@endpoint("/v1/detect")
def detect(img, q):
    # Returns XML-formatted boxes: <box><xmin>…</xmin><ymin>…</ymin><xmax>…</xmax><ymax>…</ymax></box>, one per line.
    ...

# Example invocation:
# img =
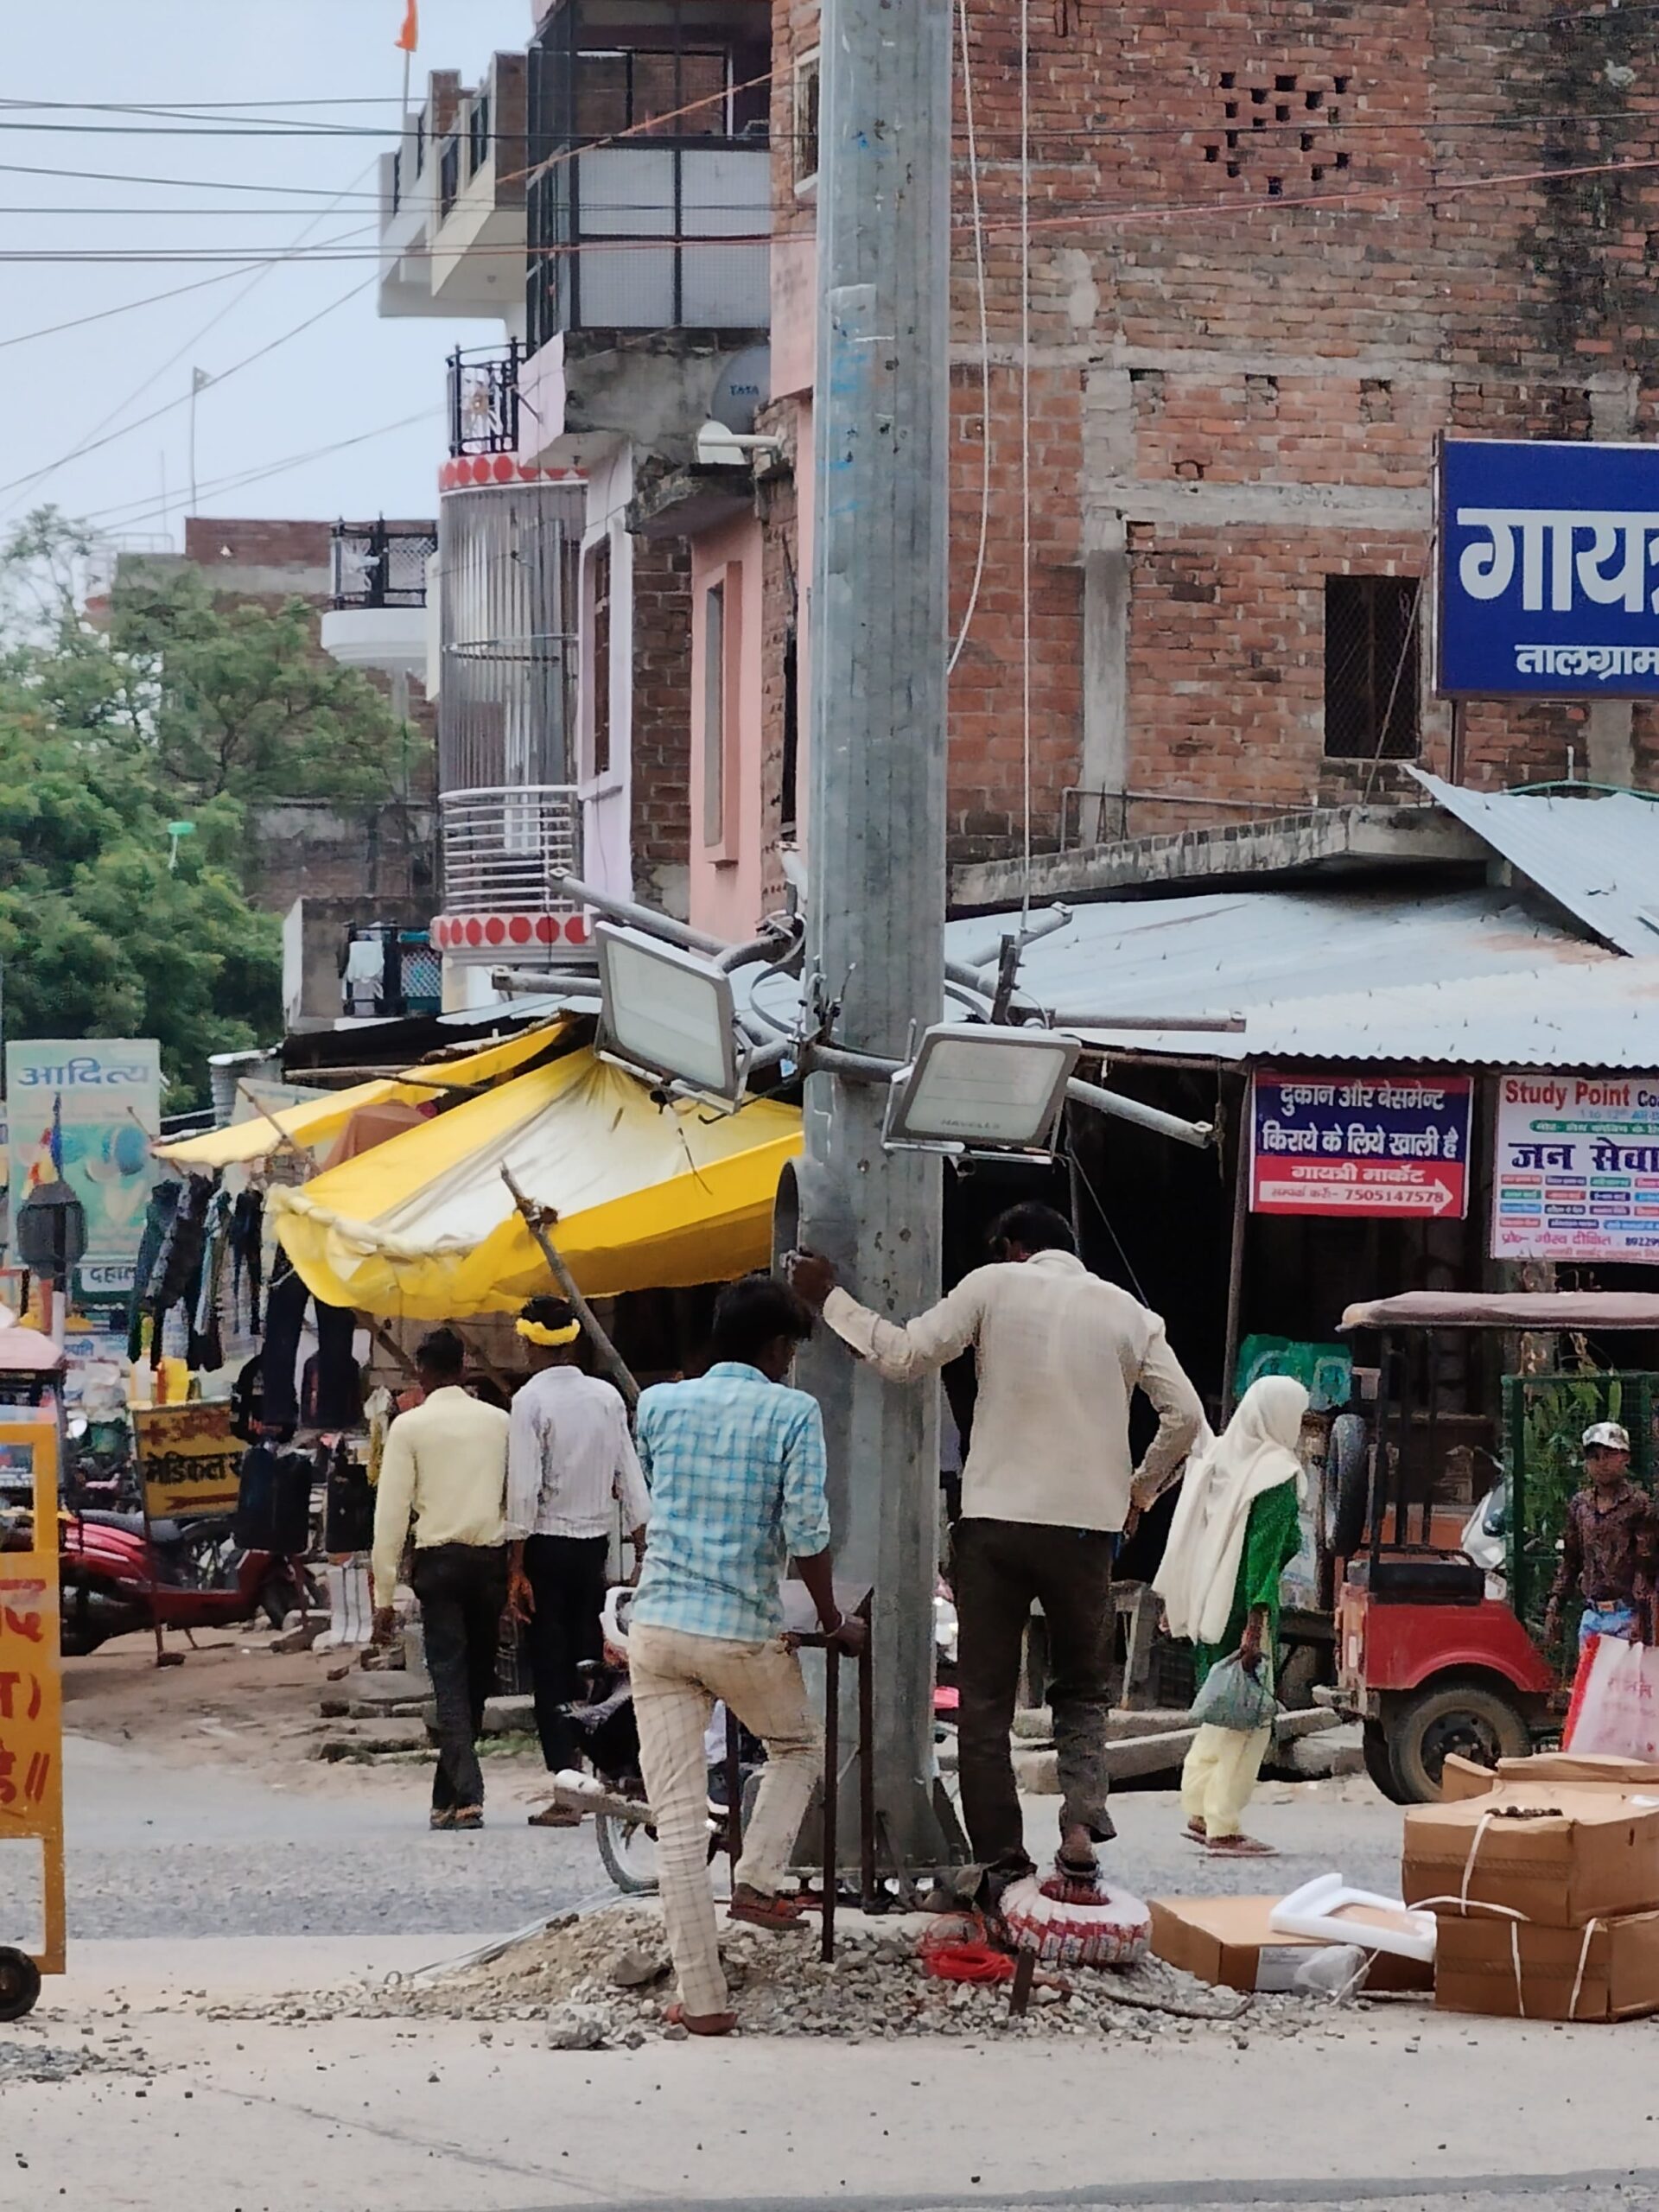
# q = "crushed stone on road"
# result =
<box><xmin>203</xmin><ymin>1900</ymin><xmax>1340</xmax><ymax>2045</ymax></box>
<box><xmin>0</xmin><ymin>2027</ymin><xmax>157</xmax><ymax>2086</ymax></box>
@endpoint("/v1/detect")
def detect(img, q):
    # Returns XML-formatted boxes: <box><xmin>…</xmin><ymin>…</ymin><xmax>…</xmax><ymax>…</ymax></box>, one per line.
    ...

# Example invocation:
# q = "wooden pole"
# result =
<box><xmin>499</xmin><ymin>1166</ymin><xmax>639</xmax><ymax>1412</ymax></box>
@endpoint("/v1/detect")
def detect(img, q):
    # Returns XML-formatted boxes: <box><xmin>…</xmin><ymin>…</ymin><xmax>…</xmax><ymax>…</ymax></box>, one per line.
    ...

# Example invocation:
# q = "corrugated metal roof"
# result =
<box><xmin>1414</xmin><ymin>771</ymin><xmax>1659</xmax><ymax>957</ymax></box>
<box><xmin>1225</xmin><ymin>960</ymin><xmax>1659</xmax><ymax>1069</ymax></box>
<box><xmin>988</xmin><ymin>886</ymin><xmax>1607</xmax><ymax>1058</ymax></box>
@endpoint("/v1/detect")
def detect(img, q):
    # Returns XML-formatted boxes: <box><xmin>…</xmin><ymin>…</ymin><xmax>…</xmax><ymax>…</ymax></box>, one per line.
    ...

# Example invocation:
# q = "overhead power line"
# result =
<box><xmin>0</xmin><ymin>265</ymin><xmax>273</xmax><ymax>351</ymax></box>
<box><xmin>0</xmin><ymin>270</ymin><xmax>377</xmax><ymax>505</ymax></box>
<box><xmin>73</xmin><ymin>409</ymin><xmax>443</xmax><ymax>536</ymax></box>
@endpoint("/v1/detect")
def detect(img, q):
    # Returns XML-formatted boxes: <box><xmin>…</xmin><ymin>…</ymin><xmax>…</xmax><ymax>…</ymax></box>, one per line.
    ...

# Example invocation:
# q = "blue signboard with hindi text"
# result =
<box><xmin>1438</xmin><ymin>438</ymin><xmax>1659</xmax><ymax>699</ymax></box>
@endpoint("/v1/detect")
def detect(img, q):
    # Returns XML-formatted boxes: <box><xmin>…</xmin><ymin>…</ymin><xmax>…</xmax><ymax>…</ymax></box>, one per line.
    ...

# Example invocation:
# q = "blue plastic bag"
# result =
<box><xmin>1188</xmin><ymin>1652</ymin><xmax>1277</xmax><ymax>1732</ymax></box>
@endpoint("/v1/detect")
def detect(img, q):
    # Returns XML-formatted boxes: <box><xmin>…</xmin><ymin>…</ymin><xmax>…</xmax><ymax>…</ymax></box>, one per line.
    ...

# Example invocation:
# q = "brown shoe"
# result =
<box><xmin>528</xmin><ymin>1802</ymin><xmax>583</xmax><ymax>1828</ymax></box>
<box><xmin>727</xmin><ymin>1885</ymin><xmax>806</xmax><ymax>1934</ymax></box>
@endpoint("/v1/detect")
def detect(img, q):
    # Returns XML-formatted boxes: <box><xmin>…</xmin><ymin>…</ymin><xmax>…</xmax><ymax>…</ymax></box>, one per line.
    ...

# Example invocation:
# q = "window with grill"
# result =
<box><xmin>794</xmin><ymin>52</ymin><xmax>821</xmax><ymax>190</ymax></box>
<box><xmin>468</xmin><ymin>92</ymin><xmax>490</xmax><ymax>177</ymax></box>
<box><xmin>574</xmin><ymin>47</ymin><xmax>731</xmax><ymax>137</ymax></box>
<box><xmin>1323</xmin><ymin>575</ymin><xmax>1421</xmax><ymax>760</ymax></box>
<box><xmin>586</xmin><ymin>537</ymin><xmax>613</xmax><ymax>781</ymax></box>
<box><xmin>702</xmin><ymin>581</ymin><xmax>726</xmax><ymax>847</ymax></box>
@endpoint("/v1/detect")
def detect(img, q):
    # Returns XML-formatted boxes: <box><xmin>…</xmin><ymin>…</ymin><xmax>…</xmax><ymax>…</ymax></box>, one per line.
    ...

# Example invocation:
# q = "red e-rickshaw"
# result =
<box><xmin>1333</xmin><ymin>1290</ymin><xmax>1659</xmax><ymax>1802</ymax></box>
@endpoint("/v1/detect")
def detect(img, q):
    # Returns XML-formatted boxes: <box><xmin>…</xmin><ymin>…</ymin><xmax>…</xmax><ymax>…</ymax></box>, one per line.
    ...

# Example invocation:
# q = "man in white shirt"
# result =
<box><xmin>505</xmin><ymin>1297</ymin><xmax>650</xmax><ymax>1827</ymax></box>
<box><xmin>372</xmin><ymin>1327</ymin><xmax>512</xmax><ymax>1831</ymax></box>
<box><xmin>791</xmin><ymin>1202</ymin><xmax>1203</xmax><ymax>1890</ymax></box>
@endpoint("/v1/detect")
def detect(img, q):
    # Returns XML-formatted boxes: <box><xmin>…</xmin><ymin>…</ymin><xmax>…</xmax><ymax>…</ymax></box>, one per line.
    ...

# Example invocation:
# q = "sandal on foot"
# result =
<box><xmin>665</xmin><ymin>2000</ymin><xmax>736</xmax><ymax>2037</ymax></box>
<box><xmin>527</xmin><ymin>1802</ymin><xmax>583</xmax><ymax>1827</ymax></box>
<box><xmin>1203</xmin><ymin>1832</ymin><xmax>1277</xmax><ymax>1857</ymax></box>
<box><xmin>451</xmin><ymin>1806</ymin><xmax>483</xmax><ymax>1832</ymax></box>
<box><xmin>1185</xmin><ymin>1819</ymin><xmax>1207</xmax><ymax>1841</ymax></box>
<box><xmin>429</xmin><ymin>1807</ymin><xmax>455</xmax><ymax>1831</ymax></box>
<box><xmin>727</xmin><ymin>1886</ymin><xmax>805</xmax><ymax>1933</ymax></box>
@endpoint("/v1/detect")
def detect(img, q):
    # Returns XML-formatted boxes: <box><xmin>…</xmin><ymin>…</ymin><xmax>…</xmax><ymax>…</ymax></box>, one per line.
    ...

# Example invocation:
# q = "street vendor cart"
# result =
<box><xmin>1334</xmin><ymin>1291</ymin><xmax>1659</xmax><ymax>1804</ymax></box>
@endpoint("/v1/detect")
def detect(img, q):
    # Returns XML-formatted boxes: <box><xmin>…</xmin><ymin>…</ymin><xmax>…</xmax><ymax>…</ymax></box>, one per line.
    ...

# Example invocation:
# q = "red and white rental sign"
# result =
<box><xmin>1250</xmin><ymin>1070</ymin><xmax>1474</xmax><ymax>1219</ymax></box>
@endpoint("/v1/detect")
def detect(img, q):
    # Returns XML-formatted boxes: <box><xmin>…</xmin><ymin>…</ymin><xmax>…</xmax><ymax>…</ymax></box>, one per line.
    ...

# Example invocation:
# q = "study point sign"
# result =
<box><xmin>1438</xmin><ymin>438</ymin><xmax>1659</xmax><ymax>699</ymax></box>
<box><xmin>1492</xmin><ymin>1071</ymin><xmax>1659</xmax><ymax>1262</ymax></box>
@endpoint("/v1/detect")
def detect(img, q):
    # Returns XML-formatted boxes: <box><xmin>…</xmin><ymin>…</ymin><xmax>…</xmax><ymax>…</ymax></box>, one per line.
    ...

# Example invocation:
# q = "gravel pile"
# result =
<box><xmin>0</xmin><ymin>2029</ymin><xmax>156</xmax><ymax>2086</ymax></box>
<box><xmin>213</xmin><ymin>1903</ymin><xmax>1338</xmax><ymax>2047</ymax></box>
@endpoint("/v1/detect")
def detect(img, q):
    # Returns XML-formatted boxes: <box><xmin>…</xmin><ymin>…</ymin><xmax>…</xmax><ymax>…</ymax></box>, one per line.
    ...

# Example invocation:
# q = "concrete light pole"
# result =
<box><xmin>791</xmin><ymin>0</ymin><xmax>956</xmax><ymax>1865</ymax></box>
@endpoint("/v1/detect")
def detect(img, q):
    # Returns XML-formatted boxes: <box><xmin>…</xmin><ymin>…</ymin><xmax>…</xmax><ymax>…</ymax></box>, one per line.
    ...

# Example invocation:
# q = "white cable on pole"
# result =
<box><xmin>946</xmin><ymin>0</ymin><xmax>990</xmax><ymax>678</ymax></box>
<box><xmin>1018</xmin><ymin>0</ymin><xmax>1034</xmax><ymax>923</ymax></box>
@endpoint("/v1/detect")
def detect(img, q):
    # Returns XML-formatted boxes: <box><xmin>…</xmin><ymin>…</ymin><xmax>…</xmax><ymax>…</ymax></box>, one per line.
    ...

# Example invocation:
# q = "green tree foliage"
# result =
<box><xmin>0</xmin><ymin>509</ymin><xmax>421</xmax><ymax>1104</ymax></box>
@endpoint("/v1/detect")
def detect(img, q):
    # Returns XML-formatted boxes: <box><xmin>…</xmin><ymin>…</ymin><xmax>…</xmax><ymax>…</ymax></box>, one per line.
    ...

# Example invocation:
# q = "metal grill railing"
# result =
<box><xmin>439</xmin><ymin>785</ymin><xmax>581</xmax><ymax>914</ymax></box>
<box><xmin>330</xmin><ymin>520</ymin><xmax>437</xmax><ymax>610</ymax></box>
<box><xmin>448</xmin><ymin>342</ymin><xmax>521</xmax><ymax>458</ymax></box>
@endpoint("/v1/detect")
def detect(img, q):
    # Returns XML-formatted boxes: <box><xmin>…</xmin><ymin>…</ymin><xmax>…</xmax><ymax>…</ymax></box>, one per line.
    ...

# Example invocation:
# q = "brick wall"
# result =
<box><xmin>762</xmin><ymin>0</ymin><xmax>1659</xmax><ymax>878</ymax></box>
<box><xmin>630</xmin><ymin>532</ymin><xmax>693</xmax><ymax>912</ymax></box>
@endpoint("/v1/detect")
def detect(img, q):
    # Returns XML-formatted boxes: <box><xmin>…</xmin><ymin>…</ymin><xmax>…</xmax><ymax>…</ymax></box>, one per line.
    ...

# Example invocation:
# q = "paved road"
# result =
<box><xmin>56</xmin><ymin>1735</ymin><xmax>610</xmax><ymax>1940</ymax></box>
<box><xmin>53</xmin><ymin>1732</ymin><xmax>1401</xmax><ymax>1941</ymax></box>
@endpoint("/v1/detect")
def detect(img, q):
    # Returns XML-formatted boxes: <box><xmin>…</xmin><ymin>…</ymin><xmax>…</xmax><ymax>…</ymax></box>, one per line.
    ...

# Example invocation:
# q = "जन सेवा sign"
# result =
<box><xmin>1491</xmin><ymin>1072</ymin><xmax>1659</xmax><ymax>1262</ymax></box>
<box><xmin>1250</xmin><ymin>1070</ymin><xmax>1473</xmax><ymax>1219</ymax></box>
<box><xmin>1438</xmin><ymin>438</ymin><xmax>1659</xmax><ymax>699</ymax></box>
<box><xmin>132</xmin><ymin>1401</ymin><xmax>244</xmax><ymax>1522</ymax></box>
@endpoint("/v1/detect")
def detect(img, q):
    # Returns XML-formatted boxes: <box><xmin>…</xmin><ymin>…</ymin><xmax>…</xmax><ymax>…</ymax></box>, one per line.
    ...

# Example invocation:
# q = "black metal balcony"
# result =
<box><xmin>329</xmin><ymin>521</ymin><xmax>437</xmax><ymax>611</ymax></box>
<box><xmin>448</xmin><ymin>341</ymin><xmax>522</xmax><ymax>458</ymax></box>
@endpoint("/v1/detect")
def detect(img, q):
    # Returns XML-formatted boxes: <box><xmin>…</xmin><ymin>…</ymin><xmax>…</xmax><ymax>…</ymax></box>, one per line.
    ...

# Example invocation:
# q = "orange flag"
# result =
<box><xmin>395</xmin><ymin>0</ymin><xmax>418</xmax><ymax>53</ymax></box>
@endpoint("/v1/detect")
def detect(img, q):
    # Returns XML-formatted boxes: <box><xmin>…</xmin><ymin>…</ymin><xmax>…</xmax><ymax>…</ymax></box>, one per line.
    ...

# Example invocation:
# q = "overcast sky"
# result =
<box><xmin>0</xmin><ymin>0</ymin><xmax>530</xmax><ymax>552</ymax></box>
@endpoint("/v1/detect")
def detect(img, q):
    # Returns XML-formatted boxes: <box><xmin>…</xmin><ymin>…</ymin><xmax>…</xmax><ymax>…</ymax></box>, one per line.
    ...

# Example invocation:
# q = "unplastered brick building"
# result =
<box><xmin>757</xmin><ymin>0</ymin><xmax>1659</xmax><ymax>906</ymax></box>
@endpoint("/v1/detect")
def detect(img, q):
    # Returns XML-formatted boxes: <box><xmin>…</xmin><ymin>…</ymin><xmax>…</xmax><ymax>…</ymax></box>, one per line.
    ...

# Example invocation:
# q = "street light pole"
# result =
<box><xmin>792</xmin><ymin>0</ymin><xmax>955</xmax><ymax>1864</ymax></box>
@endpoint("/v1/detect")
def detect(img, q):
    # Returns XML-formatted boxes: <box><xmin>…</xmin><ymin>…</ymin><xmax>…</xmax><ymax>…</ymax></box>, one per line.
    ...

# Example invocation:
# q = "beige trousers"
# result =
<box><xmin>1179</xmin><ymin>1721</ymin><xmax>1272</xmax><ymax>1840</ymax></box>
<box><xmin>630</xmin><ymin>1622</ymin><xmax>823</xmax><ymax>2019</ymax></box>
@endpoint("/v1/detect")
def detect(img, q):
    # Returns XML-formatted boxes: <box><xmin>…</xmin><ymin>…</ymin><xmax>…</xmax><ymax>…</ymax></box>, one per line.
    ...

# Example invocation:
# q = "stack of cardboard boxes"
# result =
<box><xmin>1409</xmin><ymin>1753</ymin><xmax>1659</xmax><ymax>2022</ymax></box>
<box><xmin>1150</xmin><ymin>1752</ymin><xmax>1659</xmax><ymax>2021</ymax></box>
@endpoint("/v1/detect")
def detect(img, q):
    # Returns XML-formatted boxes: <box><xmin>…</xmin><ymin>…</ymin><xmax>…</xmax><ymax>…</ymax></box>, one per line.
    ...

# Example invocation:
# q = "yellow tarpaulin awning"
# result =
<box><xmin>268</xmin><ymin>1047</ymin><xmax>802</xmax><ymax>1319</ymax></box>
<box><xmin>153</xmin><ymin>1020</ymin><xmax>569</xmax><ymax>1170</ymax></box>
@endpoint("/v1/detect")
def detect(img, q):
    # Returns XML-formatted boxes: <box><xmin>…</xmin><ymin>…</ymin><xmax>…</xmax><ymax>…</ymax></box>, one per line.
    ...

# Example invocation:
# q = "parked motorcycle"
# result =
<box><xmin>59</xmin><ymin>1509</ymin><xmax>318</xmax><ymax>1656</ymax></box>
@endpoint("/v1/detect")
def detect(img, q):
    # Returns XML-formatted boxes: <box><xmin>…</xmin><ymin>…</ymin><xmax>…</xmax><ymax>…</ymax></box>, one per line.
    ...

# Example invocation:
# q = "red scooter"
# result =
<box><xmin>59</xmin><ymin>1509</ymin><xmax>317</xmax><ymax>1656</ymax></box>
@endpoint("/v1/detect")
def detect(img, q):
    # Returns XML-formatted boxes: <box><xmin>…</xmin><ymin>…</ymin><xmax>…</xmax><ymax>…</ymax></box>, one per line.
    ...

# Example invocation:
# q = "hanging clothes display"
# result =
<box><xmin>229</xmin><ymin>1188</ymin><xmax>264</xmax><ymax>1332</ymax></box>
<box><xmin>259</xmin><ymin>1260</ymin><xmax>308</xmax><ymax>1431</ymax></box>
<box><xmin>127</xmin><ymin>1180</ymin><xmax>181</xmax><ymax>1363</ymax></box>
<box><xmin>188</xmin><ymin>1186</ymin><xmax>232</xmax><ymax>1372</ymax></box>
<box><xmin>301</xmin><ymin>1300</ymin><xmax>363</xmax><ymax>1428</ymax></box>
<box><xmin>261</xmin><ymin>1258</ymin><xmax>362</xmax><ymax>1432</ymax></box>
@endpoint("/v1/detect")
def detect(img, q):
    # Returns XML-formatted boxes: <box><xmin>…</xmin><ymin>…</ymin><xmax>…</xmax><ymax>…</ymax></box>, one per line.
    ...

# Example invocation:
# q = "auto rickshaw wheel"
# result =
<box><xmin>1387</xmin><ymin>1679</ymin><xmax>1530</xmax><ymax>1803</ymax></box>
<box><xmin>1362</xmin><ymin>1720</ymin><xmax>1408</xmax><ymax>1804</ymax></box>
<box><xmin>0</xmin><ymin>1945</ymin><xmax>42</xmax><ymax>2021</ymax></box>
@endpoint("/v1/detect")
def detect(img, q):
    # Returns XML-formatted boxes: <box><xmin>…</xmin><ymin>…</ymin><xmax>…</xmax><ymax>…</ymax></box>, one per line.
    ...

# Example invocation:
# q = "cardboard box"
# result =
<box><xmin>1499</xmin><ymin>1752</ymin><xmax>1659</xmax><ymax>1790</ymax></box>
<box><xmin>1440</xmin><ymin>1753</ymin><xmax>1499</xmax><ymax>1802</ymax></box>
<box><xmin>1440</xmin><ymin>1752</ymin><xmax>1659</xmax><ymax>1802</ymax></box>
<box><xmin>1150</xmin><ymin>1896</ymin><xmax>1431</xmax><ymax>1996</ymax></box>
<box><xmin>1434</xmin><ymin>1908</ymin><xmax>1659</xmax><ymax>2021</ymax></box>
<box><xmin>1404</xmin><ymin>1784</ymin><xmax>1659</xmax><ymax>1927</ymax></box>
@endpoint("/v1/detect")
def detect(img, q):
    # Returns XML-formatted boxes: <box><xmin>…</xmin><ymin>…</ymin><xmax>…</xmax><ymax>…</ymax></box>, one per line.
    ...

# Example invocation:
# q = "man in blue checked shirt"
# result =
<box><xmin>629</xmin><ymin>1273</ymin><xmax>865</xmax><ymax>2037</ymax></box>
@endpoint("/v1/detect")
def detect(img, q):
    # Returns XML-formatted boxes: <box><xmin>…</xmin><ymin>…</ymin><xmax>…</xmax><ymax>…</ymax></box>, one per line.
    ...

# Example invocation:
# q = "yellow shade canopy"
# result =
<box><xmin>268</xmin><ymin>1048</ymin><xmax>802</xmax><ymax>1319</ymax></box>
<box><xmin>152</xmin><ymin>1020</ymin><xmax>567</xmax><ymax>1170</ymax></box>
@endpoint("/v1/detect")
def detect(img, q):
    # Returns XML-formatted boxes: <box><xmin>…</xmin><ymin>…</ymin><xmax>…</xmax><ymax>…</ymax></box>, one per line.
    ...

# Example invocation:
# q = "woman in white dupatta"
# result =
<box><xmin>1154</xmin><ymin>1376</ymin><xmax>1308</xmax><ymax>1856</ymax></box>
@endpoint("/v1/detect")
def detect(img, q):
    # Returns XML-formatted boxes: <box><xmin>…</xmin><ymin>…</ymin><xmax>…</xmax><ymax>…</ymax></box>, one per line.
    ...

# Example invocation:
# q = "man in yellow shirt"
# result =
<box><xmin>372</xmin><ymin>1328</ymin><xmax>512</xmax><ymax>1830</ymax></box>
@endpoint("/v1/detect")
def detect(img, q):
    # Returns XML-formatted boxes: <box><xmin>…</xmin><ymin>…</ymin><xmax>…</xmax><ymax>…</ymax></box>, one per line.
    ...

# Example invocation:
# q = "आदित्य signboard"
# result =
<box><xmin>1491</xmin><ymin>1072</ymin><xmax>1659</xmax><ymax>1262</ymax></box>
<box><xmin>5</xmin><ymin>1040</ymin><xmax>160</xmax><ymax>1306</ymax></box>
<box><xmin>1438</xmin><ymin>438</ymin><xmax>1659</xmax><ymax>699</ymax></box>
<box><xmin>1250</xmin><ymin>1071</ymin><xmax>1473</xmax><ymax>1219</ymax></box>
<box><xmin>133</xmin><ymin>1401</ymin><xmax>244</xmax><ymax>1522</ymax></box>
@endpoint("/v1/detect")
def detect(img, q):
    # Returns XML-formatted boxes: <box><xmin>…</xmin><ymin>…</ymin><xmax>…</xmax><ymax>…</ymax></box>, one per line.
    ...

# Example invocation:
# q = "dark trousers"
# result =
<box><xmin>952</xmin><ymin>1517</ymin><xmax>1116</xmax><ymax>1869</ymax></box>
<box><xmin>524</xmin><ymin>1532</ymin><xmax>610</xmax><ymax>1773</ymax></box>
<box><xmin>412</xmin><ymin>1542</ymin><xmax>509</xmax><ymax>1813</ymax></box>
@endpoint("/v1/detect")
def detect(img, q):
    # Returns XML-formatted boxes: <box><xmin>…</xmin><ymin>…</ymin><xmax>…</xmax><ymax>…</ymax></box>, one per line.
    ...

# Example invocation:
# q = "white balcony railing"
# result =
<box><xmin>439</xmin><ymin>785</ymin><xmax>581</xmax><ymax>914</ymax></box>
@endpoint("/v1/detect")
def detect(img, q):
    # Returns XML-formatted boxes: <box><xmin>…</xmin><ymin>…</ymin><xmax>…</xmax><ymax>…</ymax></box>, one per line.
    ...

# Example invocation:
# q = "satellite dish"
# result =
<box><xmin>709</xmin><ymin>346</ymin><xmax>771</xmax><ymax>436</ymax></box>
